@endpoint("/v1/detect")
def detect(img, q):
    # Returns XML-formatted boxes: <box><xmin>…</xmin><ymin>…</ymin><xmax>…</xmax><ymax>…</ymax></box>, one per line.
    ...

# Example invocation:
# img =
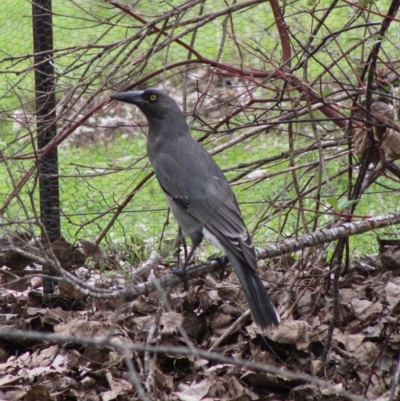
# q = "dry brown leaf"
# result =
<box><xmin>103</xmin><ymin>372</ymin><xmax>133</xmax><ymax>401</ymax></box>
<box><xmin>42</xmin><ymin>308</ymin><xmax>69</xmax><ymax>326</ymax></box>
<box><xmin>175</xmin><ymin>378</ymin><xmax>215</xmax><ymax>401</ymax></box>
<box><xmin>353</xmin><ymin>99</ymin><xmax>400</xmax><ymax>162</ymax></box>
<box><xmin>205</xmin><ymin>363</ymin><xmax>232</xmax><ymax>376</ymax></box>
<box><xmin>223</xmin><ymin>375</ymin><xmax>259</xmax><ymax>400</ymax></box>
<box><xmin>350</xmin><ymin>299</ymin><xmax>383</xmax><ymax>322</ymax></box>
<box><xmin>155</xmin><ymin>368</ymin><xmax>175</xmax><ymax>392</ymax></box>
<box><xmin>207</xmin><ymin>380</ymin><xmax>226</xmax><ymax>399</ymax></box>
<box><xmin>136</xmin><ymin>311</ymin><xmax>182</xmax><ymax>336</ymax></box>
<box><xmin>296</xmin><ymin>290</ymin><xmax>313</xmax><ymax>318</ymax></box>
<box><xmin>24</xmin><ymin>385</ymin><xmax>52</xmax><ymax>401</ymax></box>
<box><xmin>335</xmin><ymin>333</ymin><xmax>365</xmax><ymax>352</ymax></box>
<box><xmin>131</xmin><ymin>295</ymin><xmax>159</xmax><ymax>314</ymax></box>
<box><xmin>380</xmin><ymin>247</ymin><xmax>400</xmax><ymax>271</ymax></box>
<box><xmin>54</xmin><ymin>319</ymin><xmax>124</xmax><ymax>339</ymax></box>
<box><xmin>198</xmin><ymin>287</ymin><xmax>220</xmax><ymax>312</ymax></box>
<box><xmin>265</xmin><ymin>320</ymin><xmax>310</xmax><ymax>350</ymax></box>
<box><xmin>320</xmin><ymin>382</ymin><xmax>343</xmax><ymax>396</ymax></box>
<box><xmin>385</xmin><ymin>281</ymin><xmax>400</xmax><ymax>312</ymax></box>
<box><xmin>353</xmin><ymin>341</ymin><xmax>380</xmax><ymax>366</ymax></box>
<box><xmin>209</xmin><ymin>311</ymin><xmax>236</xmax><ymax>335</ymax></box>
<box><xmin>339</xmin><ymin>287</ymin><xmax>362</xmax><ymax>306</ymax></box>
<box><xmin>249</xmin><ymin>343</ymin><xmax>279</xmax><ymax>367</ymax></box>
<box><xmin>69</xmin><ymin>388</ymin><xmax>100</xmax><ymax>401</ymax></box>
<box><xmin>381</xmin><ymin>128</ymin><xmax>400</xmax><ymax>159</ymax></box>
<box><xmin>290</xmin><ymin>384</ymin><xmax>320</xmax><ymax>400</ymax></box>
<box><xmin>240</xmin><ymin>371</ymin><xmax>281</xmax><ymax>389</ymax></box>
<box><xmin>32</xmin><ymin>345</ymin><xmax>59</xmax><ymax>367</ymax></box>
<box><xmin>0</xmin><ymin>374</ymin><xmax>22</xmax><ymax>386</ymax></box>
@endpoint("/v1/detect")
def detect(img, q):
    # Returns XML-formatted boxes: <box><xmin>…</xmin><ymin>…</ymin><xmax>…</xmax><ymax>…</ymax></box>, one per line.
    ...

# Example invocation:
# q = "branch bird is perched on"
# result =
<box><xmin>110</xmin><ymin>89</ymin><xmax>280</xmax><ymax>329</ymax></box>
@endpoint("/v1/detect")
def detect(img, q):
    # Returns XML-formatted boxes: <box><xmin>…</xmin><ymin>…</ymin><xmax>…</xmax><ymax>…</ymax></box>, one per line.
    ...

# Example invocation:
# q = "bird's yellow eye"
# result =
<box><xmin>149</xmin><ymin>94</ymin><xmax>157</xmax><ymax>101</ymax></box>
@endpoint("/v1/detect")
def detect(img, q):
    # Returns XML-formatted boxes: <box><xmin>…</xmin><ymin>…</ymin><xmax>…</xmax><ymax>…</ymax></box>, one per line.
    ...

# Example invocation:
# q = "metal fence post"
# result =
<box><xmin>32</xmin><ymin>0</ymin><xmax>60</xmax><ymax>294</ymax></box>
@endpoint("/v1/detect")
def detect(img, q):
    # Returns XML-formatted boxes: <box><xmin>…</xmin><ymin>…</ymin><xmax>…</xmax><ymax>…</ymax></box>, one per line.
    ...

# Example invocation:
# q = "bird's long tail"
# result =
<box><xmin>228</xmin><ymin>255</ymin><xmax>280</xmax><ymax>328</ymax></box>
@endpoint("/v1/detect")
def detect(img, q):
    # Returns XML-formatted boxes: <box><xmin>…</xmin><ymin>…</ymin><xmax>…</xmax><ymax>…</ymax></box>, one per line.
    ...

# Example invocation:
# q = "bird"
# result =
<box><xmin>110</xmin><ymin>89</ymin><xmax>280</xmax><ymax>329</ymax></box>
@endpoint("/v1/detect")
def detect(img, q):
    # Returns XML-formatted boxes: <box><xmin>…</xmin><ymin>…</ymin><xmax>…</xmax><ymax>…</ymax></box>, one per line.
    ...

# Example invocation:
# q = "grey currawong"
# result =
<box><xmin>110</xmin><ymin>89</ymin><xmax>280</xmax><ymax>328</ymax></box>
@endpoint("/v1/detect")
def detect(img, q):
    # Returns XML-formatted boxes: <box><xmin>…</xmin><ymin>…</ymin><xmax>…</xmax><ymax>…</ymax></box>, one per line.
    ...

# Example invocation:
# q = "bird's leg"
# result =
<box><xmin>208</xmin><ymin>255</ymin><xmax>229</xmax><ymax>281</ymax></box>
<box><xmin>171</xmin><ymin>244</ymin><xmax>198</xmax><ymax>291</ymax></box>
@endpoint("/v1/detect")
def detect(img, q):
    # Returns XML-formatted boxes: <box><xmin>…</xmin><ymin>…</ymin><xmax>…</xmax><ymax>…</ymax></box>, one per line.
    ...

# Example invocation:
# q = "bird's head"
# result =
<box><xmin>110</xmin><ymin>89</ymin><xmax>183</xmax><ymax>122</ymax></box>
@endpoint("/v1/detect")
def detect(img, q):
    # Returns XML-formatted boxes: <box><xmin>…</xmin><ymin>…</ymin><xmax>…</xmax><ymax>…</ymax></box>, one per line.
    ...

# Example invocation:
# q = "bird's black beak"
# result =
<box><xmin>110</xmin><ymin>91</ymin><xmax>145</xmax><ymax>105</ymax></box>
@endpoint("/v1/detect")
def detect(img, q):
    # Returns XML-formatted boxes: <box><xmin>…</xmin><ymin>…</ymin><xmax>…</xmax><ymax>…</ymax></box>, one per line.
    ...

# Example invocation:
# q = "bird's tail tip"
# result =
<box><xmin>255</xmin><ymin>305</ymin><xmax>280</xmax><ymax>329</ymax></box>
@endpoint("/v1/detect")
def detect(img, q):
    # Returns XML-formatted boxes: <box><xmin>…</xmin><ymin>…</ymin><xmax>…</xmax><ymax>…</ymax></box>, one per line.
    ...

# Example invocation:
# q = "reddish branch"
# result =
<box><xmin>269</xmin><ymin>0</ymin><xmax>291</xmax><ymax>68</ymax></box>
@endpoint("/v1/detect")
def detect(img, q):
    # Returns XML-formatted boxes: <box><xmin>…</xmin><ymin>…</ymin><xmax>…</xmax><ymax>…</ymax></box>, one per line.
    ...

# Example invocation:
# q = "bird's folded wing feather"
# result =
<box><xmin>188</xmin><ymin>194</ymin><xmax>257</xmax><ymax>271</ymax></box>
<box><xmin>154</xmin><ymin>151</ymin><xmax>257</xmax><ymax>270</ymax></box>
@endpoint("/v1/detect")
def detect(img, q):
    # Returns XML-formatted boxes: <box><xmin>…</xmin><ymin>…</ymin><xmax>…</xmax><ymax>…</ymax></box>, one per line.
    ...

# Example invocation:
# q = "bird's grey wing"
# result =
<box><xmin>151</xmin><ymin>138</ymin><xmax>257</xmax><ymax>269</ymax></box>
<box><xmin>153</xmin><ymin>151</ymin><xmax>256</xmax><ymax>270</ymax></box>
<box><xmin>186</xmin><ymin>179</ymin><xmax>258</xmax><ymax>271</ymax></box>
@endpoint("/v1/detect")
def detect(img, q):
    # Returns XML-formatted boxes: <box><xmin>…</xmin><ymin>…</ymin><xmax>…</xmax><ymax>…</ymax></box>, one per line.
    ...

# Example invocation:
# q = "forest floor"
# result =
<box><xmin>1</xmin><ymin>235</ymin><xmax>400</xmax><ymax>401</ymax></box>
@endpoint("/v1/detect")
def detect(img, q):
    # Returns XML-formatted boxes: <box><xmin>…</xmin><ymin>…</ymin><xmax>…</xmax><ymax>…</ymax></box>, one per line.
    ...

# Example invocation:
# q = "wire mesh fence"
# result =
<box><xmin>1</xmin><ymin>0</ymin><xmax>400</xmax><ymax>261</ymax></box>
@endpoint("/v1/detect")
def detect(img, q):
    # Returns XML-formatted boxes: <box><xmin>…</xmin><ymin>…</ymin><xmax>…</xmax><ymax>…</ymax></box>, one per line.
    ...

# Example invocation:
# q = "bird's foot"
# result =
<box><xmin>171</xmin><ymin>265</ymin><xmax>189</xmax><ymax>291</ymax></box>
<box><xmin>208</xmin><ymin>255</ymin><xmax>229</xmax><ymax>281</ymax></box>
